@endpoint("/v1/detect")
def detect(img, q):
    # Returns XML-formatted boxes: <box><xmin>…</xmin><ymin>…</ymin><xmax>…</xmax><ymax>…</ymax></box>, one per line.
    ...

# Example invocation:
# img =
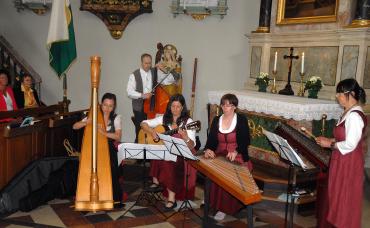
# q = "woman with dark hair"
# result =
<box><xmin>140</xmin><ymin>94</ymin><xmax>196</xmax><ymax>209</ymax></box>
<box><xmin>13</xmin><ymin>74</ymin><xmax>41</xmax><ymax>109</ymax></box>
<box><xmin>316</xmin><ymin>78</ymin><xmax>366</xmax><ymax>228</ymax></box>
<box><xmin>0</xmin><ymin>69</ymin><xmax>18</xmax><ymax>121</ymax></box>
<box><xmin>73</xmin><ymin>92</ymin><xmax>123</xmax><ymax>207</ymax></box>
<box><xmin>203</xmin><ymin>93</ymin><xmax>251</xmax><ymax>221</ymax></box>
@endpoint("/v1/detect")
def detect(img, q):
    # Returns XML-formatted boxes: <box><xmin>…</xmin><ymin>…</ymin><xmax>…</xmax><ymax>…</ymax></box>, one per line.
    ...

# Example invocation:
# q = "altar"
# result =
<box><xmin>207</xmin><ymin>90</ymin><xmax>342</xmax><ymax>174</ymax></box>
<box><xmin>207</xmin><ymin>89</ymin><xmax>344</xmax><ymax>210</ymax></box>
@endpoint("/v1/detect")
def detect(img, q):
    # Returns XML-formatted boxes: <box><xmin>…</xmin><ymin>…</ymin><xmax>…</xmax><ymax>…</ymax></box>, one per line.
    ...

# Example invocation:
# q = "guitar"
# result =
<box><xmin>138</xmin><ymin>120</ymin><xmax>201</xmax><ymax>145</ymax></box>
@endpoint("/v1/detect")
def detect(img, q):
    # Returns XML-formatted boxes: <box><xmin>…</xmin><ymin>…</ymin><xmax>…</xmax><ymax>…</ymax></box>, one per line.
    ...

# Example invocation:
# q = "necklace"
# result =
<box><xmin>340</xmin><ymin>103</ymin><xmax>358</xmax><ymax>120</ymax></box>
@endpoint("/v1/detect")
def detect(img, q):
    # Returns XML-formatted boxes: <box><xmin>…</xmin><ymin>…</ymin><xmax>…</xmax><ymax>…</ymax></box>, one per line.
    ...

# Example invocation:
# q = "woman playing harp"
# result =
<box><xmin>204</xmin><ymin>93</ymin><xmax>252</xmax><ymax>221</ymax></box>
<box><xmin>73</xmin><ymin>92</ymin><xmax>123</xmax><ymax>208</ymax></box>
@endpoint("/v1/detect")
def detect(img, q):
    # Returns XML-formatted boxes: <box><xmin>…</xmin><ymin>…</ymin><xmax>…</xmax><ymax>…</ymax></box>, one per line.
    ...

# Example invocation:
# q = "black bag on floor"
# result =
<box><xmin>0</xmin><ymin>157</ymin><xmax>78</xmax><ymax>214</ymax></box>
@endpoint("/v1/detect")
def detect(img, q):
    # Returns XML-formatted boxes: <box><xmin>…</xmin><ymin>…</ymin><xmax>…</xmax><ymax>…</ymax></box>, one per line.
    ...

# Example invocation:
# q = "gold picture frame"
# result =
<box><xmin>276</xmin><ymin>0</ymin><xmax>339</xmax><ymax>25</ymax></box>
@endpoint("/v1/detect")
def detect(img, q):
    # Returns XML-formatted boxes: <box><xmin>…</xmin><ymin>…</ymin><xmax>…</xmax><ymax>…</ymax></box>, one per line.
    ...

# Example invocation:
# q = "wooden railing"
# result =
<box><xmin>0</xmin><ymin>35</ymin><xmax>42</xmax><ymax>96</ymax></box>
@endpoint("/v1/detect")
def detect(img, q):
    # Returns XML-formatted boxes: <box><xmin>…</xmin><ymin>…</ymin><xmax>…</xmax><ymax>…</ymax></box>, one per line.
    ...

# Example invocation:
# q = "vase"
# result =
<box><xmin>308</xmin><ymin>89</ymin><xmax>319</xmax><ymax>99</ymax></box>
<box><xmin>258</xmin><ymin>85</ymin><xmax>268</xmax><ymax>92</ymax></box>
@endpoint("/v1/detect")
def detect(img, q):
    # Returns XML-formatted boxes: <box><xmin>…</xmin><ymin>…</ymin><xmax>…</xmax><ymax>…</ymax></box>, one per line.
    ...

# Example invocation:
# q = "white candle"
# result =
<box><xmin>205</xmin><ymin>0</ymin><xmax>209</xmax><ymax>8</ymax></box>
<box><xmin>183</xmin><ymin>0</ymin><xmax>186</xmax><ymax>10</ymax></box>
<box><xmin>273</xmin><ymin>51</ymin><xmax>277</xmax><ymax>71</ymax></box>
<box><xmin>301</xmin><ymin>52</ymin><xmax>305</xmax><ymax>73</ymax></box>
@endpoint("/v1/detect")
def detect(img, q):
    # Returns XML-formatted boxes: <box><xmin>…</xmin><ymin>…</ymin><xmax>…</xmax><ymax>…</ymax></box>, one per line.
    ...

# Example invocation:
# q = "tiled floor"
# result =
<box><xmin>0</xmin><ymin>165</ymin><xmax>369</xmax><ymax>228</ymax></box>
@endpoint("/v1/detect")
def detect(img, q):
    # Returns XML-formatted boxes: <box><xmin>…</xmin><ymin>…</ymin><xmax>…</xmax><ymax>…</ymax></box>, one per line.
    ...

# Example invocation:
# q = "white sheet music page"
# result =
<box><xmin>117</xmin><ymin>143</ymin><xmax>177</xmax><ymax>164</ymax></box>
<box><xmin>157</xmin><ymin>133</ymin><xmax>199</xmax><ymax>161</ymax></box>
<box><xmin>263</xmin><ymin>129</ymin><xmax>308</xmax><ymax>170</ymax></box>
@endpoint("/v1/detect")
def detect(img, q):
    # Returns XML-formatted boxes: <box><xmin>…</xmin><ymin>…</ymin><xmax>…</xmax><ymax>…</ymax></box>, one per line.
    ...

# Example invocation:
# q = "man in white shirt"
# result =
<box><xmin>126</xmin><ymin>54</ymin><xmax>157</xmax><ymax>142</ymax></box>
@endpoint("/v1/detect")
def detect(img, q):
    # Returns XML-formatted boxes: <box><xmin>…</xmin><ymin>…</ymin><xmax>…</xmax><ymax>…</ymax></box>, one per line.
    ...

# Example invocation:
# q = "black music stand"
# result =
<box><xmin>157</xmin><ymin>133</ymin><xmax>201</xmax><ymax>220</ymax></box>
<box><xmin>117</xmin><ymin>143</ymin><xmax>177</xmax><ymax>218</ymax></box>
<box><xmin>263</xmin><ymin>129</ymin><xmax>308</xmax><ymax>228</ymax></box>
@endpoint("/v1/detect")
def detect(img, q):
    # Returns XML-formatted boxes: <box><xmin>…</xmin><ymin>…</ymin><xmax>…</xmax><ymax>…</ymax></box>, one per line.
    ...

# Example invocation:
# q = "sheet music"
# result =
<box><xmin>157</xmin><ymin>133</ymin><xmax>199</xmax><ymax>161</ymax></box>
<box><xmin>117</xmin><ymin>143</ymin><xmax>177</xmax><ymax>164</ymax></box>
<box><xmin>263</xmin><ymin>129</ymin><xmax>308</xmax><ymax>170</ymax></box>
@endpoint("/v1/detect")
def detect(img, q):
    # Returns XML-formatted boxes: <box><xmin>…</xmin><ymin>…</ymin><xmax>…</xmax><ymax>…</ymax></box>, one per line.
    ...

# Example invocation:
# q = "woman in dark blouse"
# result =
<box><xmin>204</xmin><ymin>93</ymin><xmax>251</xmax><ymax>221</ymax></box>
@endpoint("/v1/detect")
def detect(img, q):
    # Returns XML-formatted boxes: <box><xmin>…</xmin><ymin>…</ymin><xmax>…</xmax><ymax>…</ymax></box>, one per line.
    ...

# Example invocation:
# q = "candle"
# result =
<box><xmin>273</xmin><ymin>51</ymin><xmax>277</xmax><ymax>71</ymax></box>
<box><xmin>205</xmin><ymin>0</ymin><xmax>209</xmax><ymax>8</ymax></box>
<box><xmin>183</xmin><ymin>0</ymin><xmax>186</xmax><ymax>10</ymax></box>
<box><xmin>301</xmin><ymin>52</ymin><xmax>305</xmax><ymax>73</ymax></box>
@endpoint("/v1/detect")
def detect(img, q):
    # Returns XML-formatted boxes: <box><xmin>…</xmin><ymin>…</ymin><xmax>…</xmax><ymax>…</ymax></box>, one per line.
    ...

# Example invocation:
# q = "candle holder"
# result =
<box><xmin>297</xmin><ymin>72</ymin><xmax>305</xmax><ymax>97</ymax></box>
<box><xmin>271</xmin><ymin>70</ymin><xmax>277</xmax><ymax>93</ymax></box>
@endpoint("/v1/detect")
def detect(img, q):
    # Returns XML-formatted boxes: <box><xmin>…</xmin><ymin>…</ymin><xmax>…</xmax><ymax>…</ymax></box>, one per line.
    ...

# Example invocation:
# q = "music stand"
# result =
<box><xmin>263</xmin><ymin>129</ymin><xmax>308</xmax><ymax>228</ymax></box>
<box><xmin>117</xmin><ymin>143</ymin><xmax>177</xmax><ymax>218</ymax></box>
<box><xmin>157</xmin><ymin>133</ymin><xmax>201</xmax><ymax>219</ymax></box>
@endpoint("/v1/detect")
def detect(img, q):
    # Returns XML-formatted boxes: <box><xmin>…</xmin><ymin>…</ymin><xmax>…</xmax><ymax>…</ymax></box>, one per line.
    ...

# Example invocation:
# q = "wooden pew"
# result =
<box><xmin>0</xmin><ymin>106</ymin><xmax>85</xmax><ymax>189</ymax></box>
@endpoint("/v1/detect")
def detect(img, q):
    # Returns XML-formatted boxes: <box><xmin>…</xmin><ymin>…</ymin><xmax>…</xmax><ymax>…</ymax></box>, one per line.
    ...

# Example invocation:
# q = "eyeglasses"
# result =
<box><xmin>221</xmin><ymin>104</ymin><xmax>234</xmax><ymax>108</ymax></box>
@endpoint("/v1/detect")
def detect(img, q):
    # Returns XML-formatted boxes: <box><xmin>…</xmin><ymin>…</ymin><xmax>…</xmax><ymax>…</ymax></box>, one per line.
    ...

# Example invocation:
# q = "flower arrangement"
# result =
<box><xmin>304</xmin><ymin>76</ymin><xmax>324</xmax><ymax>98</ymax></box>
<box><xmin>255</xmin><ymin>72</ymin><xmax>270</xmax><ymax>92</ymax></box>
<box><xmin>304</xmin><ymin>76</ymin><xmax>324</xmax><ymax>91</ymax></box>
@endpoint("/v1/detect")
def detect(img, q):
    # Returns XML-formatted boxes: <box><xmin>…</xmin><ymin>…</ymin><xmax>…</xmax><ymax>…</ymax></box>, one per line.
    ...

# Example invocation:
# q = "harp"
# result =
<box><xmin>75</xmin><ymin>56</ymin><xmax>113</xmax><ymax>211</ymax></box>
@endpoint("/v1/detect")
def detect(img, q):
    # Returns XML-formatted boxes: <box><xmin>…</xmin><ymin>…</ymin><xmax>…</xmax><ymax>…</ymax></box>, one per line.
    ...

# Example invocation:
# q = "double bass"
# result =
<box><xmin>143</xmin><ymin>43</ymin><xmax>182</xmax><ymax>119</ymax></box>
<box><xmin>75</xmin><ymin>56</ymin><xmax>113</xmax><ymax>211</ymax></box>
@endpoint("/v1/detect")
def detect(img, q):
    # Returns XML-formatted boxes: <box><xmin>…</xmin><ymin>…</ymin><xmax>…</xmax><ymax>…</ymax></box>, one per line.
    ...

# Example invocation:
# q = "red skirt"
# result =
<box><xmin>150</xmin><ymin>158</ymin><xmax>196</xmax><ymax>200</ymax></box>
<box><xmin>209</xmin><ymin>159</ymin><xmax>252</xmax><ymax>215</ymax></box>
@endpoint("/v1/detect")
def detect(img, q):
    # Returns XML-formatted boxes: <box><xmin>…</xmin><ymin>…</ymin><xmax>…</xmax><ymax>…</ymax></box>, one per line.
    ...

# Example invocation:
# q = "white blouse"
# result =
<box><xmin>142</xmin><ymin>115</ymin><xmax>196</xmax><ymax>145</ymax></box>
<box><xmin>336</xmin><ymin>106</ymin><xmax>364</xmax><ymax>155</ymax></box>
<box><xmin>218</xmin><ymin>113</ymin><xmax>237</xmax><ymax>134</ymax></box>
<box><xmin>3</xmin><ymin>92</ymin><xmax>13</xmax><ymax>111</ymax></box>
<box><xmin>82</xmin><ymin>114</ymin><xmax>122</xmax><ymax>131</ymax></box>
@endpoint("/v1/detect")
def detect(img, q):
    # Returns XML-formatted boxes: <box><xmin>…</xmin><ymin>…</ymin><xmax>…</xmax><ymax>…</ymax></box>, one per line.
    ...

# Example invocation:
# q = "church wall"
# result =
<box><xmin>0</xmin><ymin>1</ymin><xmax>260</xmax><ymax>144</ymax></box>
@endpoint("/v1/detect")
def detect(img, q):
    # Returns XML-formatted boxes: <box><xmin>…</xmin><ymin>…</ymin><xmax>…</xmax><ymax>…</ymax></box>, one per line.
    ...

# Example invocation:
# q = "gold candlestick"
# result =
<box><xmin>271</xmin><ymin>70</ymin><xmax>277</xmax><ymax>93</ymax></box>
<box><xmin>297</xmin><ymin>72</ymin><xmax>305</xmax><ymax>97</ymax></box>
<box><xmin>321</xmin><ymin>114</ymin><xmax>327</xmax><ymax>136</ymax></box>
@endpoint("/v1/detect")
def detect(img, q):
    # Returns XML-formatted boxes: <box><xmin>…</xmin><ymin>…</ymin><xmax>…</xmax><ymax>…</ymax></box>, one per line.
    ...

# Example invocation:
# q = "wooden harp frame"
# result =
<box><xmin>75</xmin><ymin>56</ymin><xmax>113</xmax><ymax>211</ymax></box>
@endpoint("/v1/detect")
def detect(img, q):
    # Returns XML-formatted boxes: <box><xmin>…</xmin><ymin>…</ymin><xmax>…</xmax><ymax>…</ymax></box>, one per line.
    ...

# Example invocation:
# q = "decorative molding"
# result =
<box><xmin>171</xmin><ymin>0</ymin><xmax>227</xmax><ymax>20</ymax></box>
<box><xmin>14</xmin><ymin>0</ymin><xmax>52</xmax><ymax>15</ymax></box>
<box><xmin>80</xmin><ymin>0</ymin><xmax>153</xmax><ymax>40</ymax></box>
<box><xmin>246</xmin><ymin>28</ymin><xmax>370</xmax><ymax>101</ymax></box>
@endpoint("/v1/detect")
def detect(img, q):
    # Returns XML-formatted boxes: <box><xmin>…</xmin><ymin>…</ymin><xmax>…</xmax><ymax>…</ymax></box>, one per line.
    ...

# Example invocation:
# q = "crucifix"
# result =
<box><xmin>279</xmin><ymin>47</ymin><xmax>299</xmax><ymax>96</ymax></box>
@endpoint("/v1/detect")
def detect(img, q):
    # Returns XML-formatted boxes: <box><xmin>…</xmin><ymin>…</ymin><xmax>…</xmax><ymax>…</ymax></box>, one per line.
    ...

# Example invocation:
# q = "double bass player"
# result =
<box><xmin>126</xmin><ymin>53</ymin><xmax>157</xmax><ymax>143</ymax></box>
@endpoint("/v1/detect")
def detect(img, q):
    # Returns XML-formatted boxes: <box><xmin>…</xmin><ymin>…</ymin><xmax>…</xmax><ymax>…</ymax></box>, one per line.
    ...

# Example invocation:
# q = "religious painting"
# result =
<box><xmin>276</xmin><ymin>0</ymin><xmax>338</xmax><ymax>25</ymax></box>
<box><xmin>269</xmin><ymin>47</ymin><xmax>338</xmax><ymax>86</ymax></box>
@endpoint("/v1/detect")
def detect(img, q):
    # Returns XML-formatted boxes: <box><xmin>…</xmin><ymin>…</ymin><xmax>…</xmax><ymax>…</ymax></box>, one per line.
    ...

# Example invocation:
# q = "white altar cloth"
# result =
<box><xmin>208</xmin><ymin>90</ymin><xmax>342</xmax><ymax>121</ymax></box>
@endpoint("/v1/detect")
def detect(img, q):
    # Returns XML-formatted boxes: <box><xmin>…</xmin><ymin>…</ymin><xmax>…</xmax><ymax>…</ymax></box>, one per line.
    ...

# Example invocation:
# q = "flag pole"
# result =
<box><xmin>62</xmin><ymin>73</ymin><xmax>70</xmax><ymax>113</ymax></box>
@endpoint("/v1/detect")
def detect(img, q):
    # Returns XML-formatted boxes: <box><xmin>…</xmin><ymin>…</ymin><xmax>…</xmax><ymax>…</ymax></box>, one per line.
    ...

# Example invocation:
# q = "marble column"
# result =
<box><xmin>254</xmin><ymin>0</ymin><xmax>272</xmax><ymax>33</ymax></box>
<box><xmin>349</xmin><ymin>0</ymin><xmax>370</xmax><ymax>27</ymax></box>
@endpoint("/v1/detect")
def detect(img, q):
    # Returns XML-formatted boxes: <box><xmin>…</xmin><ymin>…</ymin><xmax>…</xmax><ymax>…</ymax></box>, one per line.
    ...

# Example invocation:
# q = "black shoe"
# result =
<box><xmin>165</xmin><ymin>201</ymin><xmax>177</xmax><ymax>210</ymax></box>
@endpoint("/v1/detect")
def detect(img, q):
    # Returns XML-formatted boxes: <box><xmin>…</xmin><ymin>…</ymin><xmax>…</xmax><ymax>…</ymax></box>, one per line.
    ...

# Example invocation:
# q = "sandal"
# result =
<box><xmin>165</xmin><ymin>200</ymin><xmax>177</xmax><ymax>209</ymax></box>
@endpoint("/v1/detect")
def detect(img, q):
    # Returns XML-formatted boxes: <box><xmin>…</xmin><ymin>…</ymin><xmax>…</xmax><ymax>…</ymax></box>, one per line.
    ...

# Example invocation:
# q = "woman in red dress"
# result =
<box><xmin>204</xmin><ymin>93</ymin><xmax>251</xmax><ymax>221</ymax></box>
<box><xmin>316</xmin><ymin>78</ymin><xmax>367</xmax><ymax>228</ymax></box>
<box><xmin>0</xmin><ymin>69</ymin><xmax>18</xmax><ymax>122</ymax></box>
<box><xmin>140</xmin><ymin>94</ymin><xmax>197</xmax><ymax>209</ymax></box>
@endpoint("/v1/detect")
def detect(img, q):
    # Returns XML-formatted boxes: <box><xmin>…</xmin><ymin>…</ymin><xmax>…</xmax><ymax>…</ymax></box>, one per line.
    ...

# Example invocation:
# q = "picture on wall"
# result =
<box><xmin>276</xmin><ymin>0</ymin><xmax>338</xmax><ymax>25</ymax></box>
